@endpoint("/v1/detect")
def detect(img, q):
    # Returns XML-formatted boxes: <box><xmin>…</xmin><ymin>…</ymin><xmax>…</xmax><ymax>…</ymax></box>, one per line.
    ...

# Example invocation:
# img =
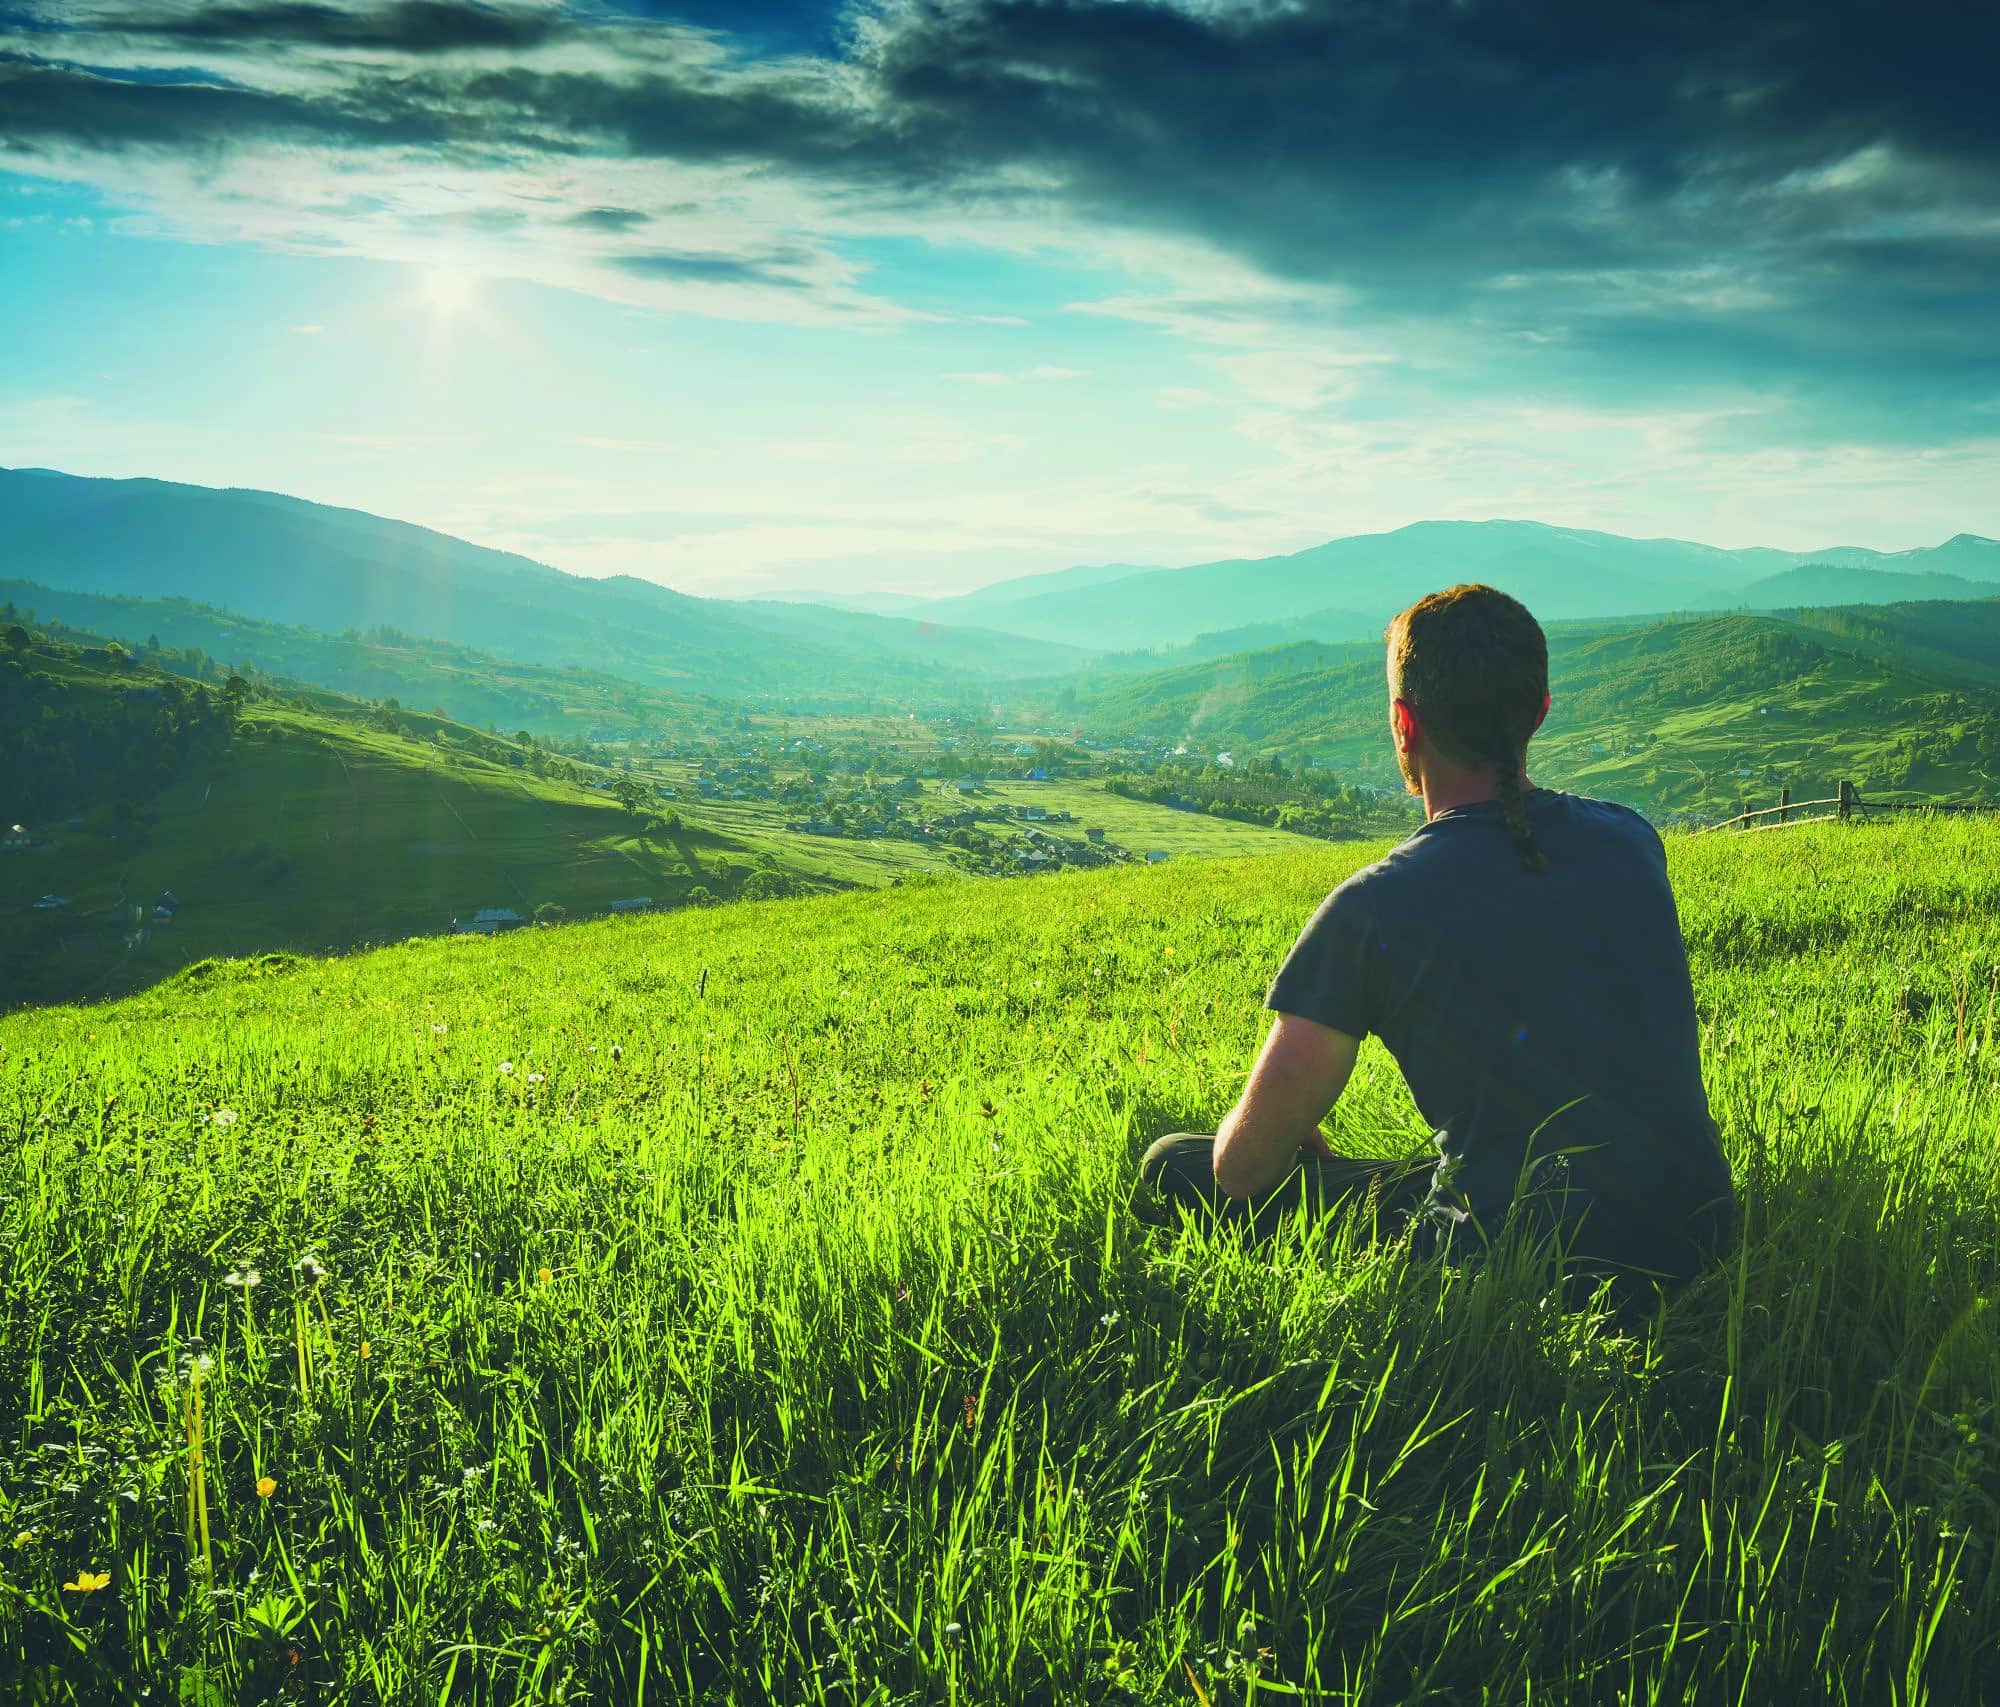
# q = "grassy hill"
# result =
<box><xmin>0</xmin><ymin>638</ymin><xmax>966</xmax><ymax>1009</ymax></box>
<box><xmin>2</xmin><ymin>632</ymin><xmax>1346</xmax><ymax>1008</ymax></box>
<box><xmin>1069</xmin><ymin>607</ymin><xmax>2000</xmax><ymax>817</ymax></box>
<box><xmin>1</xmin><ymin>578</ymin><xmax>724</xmax><ymax>739</ymax></box>
<box><xmin>2</xmin><ymin>820</ymin><xmax>1997</xmax><ymax>1699</ymax></box>
<box><xmin>0</xmin><ymin>468</ymin><xmax>1086</xmax><ymax>703</ymax></box>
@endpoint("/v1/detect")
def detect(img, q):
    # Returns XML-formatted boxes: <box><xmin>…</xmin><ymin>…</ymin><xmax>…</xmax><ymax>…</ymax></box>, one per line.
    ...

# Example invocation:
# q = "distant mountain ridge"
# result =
<box><xmin>0</xmin><ymin>467</ymin><xmax>1086</xmax><ymax>701</ymax></box>
<box><xmin>886</xmin><ymin>520</ymin><xmax>2000</xmax><ymax>650</ymax></box>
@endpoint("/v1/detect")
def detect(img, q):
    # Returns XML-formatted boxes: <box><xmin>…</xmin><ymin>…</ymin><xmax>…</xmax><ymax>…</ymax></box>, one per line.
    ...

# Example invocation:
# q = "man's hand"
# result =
<box><xmin>1211</xmin><ymin>1012</ymin><xmax>1360</xmax><ymax>1199</ymax></box>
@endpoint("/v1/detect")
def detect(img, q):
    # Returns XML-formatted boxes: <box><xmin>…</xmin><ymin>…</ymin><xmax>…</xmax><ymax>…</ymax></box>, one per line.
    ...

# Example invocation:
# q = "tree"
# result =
<box><xmin>533</xmin><ymin>902</ymin><xmax>567</xmax><ymax>927</ymax></box>
<box><xmin>3</xmin><ymin>625</ymin><xmax>29</xmax><ymax>655</ymax></box>
<box><xmin>612</xmin><ymin>773</ymin><xmax>647</xmax><ymax>818</ymax></box>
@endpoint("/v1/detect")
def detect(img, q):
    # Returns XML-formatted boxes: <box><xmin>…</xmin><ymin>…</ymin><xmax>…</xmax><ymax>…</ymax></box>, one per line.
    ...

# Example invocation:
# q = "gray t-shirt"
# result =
<box><xmin>1267</xmin><ymin>789</ymin><xmax>1732</xmax><ymax>1271</ymax></box>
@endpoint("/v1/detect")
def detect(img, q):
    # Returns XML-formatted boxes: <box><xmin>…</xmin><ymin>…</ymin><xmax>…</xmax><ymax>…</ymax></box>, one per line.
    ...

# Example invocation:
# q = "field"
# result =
<box><xmin>3</xmin><ymin>820</ymin><xmax>1999</xmax><ymax>1702</ymax></box>
<box><xmin>969</xmin><ymin>781</ymin><xmax>1318</xmax><ymax>859</ymax></box>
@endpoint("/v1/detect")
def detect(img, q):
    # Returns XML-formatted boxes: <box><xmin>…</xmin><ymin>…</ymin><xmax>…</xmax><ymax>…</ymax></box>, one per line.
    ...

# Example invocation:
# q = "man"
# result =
<box><xmin>1140</xmin><ymin>584</ymin><xmax>1735</xmax><ymax>1304</ymax></box>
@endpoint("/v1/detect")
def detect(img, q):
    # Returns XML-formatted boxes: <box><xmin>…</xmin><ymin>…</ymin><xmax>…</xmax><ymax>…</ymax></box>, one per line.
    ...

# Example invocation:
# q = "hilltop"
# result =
<box><xmin>2</xmin><ymin>821</ymin><xmax>1996</xmax><ymax>1699</ymax></box>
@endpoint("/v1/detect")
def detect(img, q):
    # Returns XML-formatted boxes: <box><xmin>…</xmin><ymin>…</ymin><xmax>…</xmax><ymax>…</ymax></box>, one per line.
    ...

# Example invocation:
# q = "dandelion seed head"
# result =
<box><xmin>295</xmin><ymin>1255</ymin><xmax>325</xmax><ymax>1284</ymax></box>
<box><xmin>498</xmin><ymin>1061</ymin><xmax>515</xmax><ymax>1076</ymax></box>
<box><xmin>209</xmin><ymin>1108</ymin><xmax>238</xmax><ymax>1127</ymax></box>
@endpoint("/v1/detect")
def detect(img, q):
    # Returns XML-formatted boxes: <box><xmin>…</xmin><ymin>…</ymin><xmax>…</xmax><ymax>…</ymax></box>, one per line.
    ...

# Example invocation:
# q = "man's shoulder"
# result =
<box><xmin>1538</xmin><ymin>791</ymin><xmax>1666</xmax><ymax>858</ymax></box>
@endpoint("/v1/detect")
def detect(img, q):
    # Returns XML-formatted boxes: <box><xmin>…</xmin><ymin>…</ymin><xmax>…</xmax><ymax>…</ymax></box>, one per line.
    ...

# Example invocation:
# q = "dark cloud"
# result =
<box><xmin>566</xmin><ymin>204</ymin><xmax>648</xmax><ymax>232</ymax></box>
<box><xmin>611</xmin><ymin>248</ymin><xmax>818</xmax><ymax>287</ymax></box>
<box><xmin>97</xmin><ymin>1</ymin><xmax>566</xmax><ymax>52</ymax></box>
<box><xmin>0</xmin><ymin>0</ymin><xmax>1993</xmax><ymax>413</ymax></box>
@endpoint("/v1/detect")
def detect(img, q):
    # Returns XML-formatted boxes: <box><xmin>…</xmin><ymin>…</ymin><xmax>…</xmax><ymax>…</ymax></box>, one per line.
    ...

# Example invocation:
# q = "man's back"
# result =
<box><xmin>1268</xmin><ymin>788</ymin><xmax>1733</xmax><ymax>1277</ymax></box>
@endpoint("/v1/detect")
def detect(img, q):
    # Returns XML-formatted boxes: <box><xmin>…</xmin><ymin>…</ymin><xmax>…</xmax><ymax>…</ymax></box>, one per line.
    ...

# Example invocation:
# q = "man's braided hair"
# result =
<box><xmin>1387</xmin><ymin>584</ymin><xmax>1550</xmax><ymax>874</ymax></box>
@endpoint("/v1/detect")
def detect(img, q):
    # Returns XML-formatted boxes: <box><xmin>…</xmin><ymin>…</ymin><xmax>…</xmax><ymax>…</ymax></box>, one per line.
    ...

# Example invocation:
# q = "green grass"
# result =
<box><xmin>2</xmin><ymin>820</ymin><xmax>1998</xmax><ymax>1702</ymax></box>
<box><xmin>969</xmin><ymin>780</ymin><xmax>1319</xmax><ymax>858</ymax></box>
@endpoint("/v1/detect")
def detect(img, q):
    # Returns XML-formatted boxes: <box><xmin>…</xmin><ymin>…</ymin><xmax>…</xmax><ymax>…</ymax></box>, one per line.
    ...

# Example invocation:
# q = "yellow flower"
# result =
<box><xmin>64</xmin><ymin>1570</ymin><xmax>111</xmax><ymax>1593</ymax></box>
<box><xmin>537</xmin><ymin>1267</ymin><xmax>553</xmax><ymax>1284</ymax></box>
<box><xmin>359</xmin><ymin>1341</ymin><xmax>372</xmax><ymax>1360</ymax></box>
<box><xmin>256</xmin><ymin>1476</ymin><xmax>277</xmax><ymax>1499</ymax></box>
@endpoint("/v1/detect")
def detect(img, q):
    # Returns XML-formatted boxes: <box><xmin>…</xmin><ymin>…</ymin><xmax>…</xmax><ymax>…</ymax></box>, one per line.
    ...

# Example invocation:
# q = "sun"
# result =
<box><xmin>418</xmin><ymin>265</ymin><xmax>476</xmax><ymax>319</ymax></box>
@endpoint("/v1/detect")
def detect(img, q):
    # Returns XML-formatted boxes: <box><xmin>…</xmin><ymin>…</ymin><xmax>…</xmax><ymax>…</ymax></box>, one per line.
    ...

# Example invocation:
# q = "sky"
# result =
<box><xmin>1</xmin><ymin>0</ymin><xmax>1996</xmax><ymax>598</ymax></box>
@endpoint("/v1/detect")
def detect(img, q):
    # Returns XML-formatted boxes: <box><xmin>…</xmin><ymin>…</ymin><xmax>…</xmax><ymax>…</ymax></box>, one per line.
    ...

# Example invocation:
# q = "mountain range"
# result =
<box><xmin>0</xmin><ymin>467</ymin><xmax>1086</xmax><ymax>703</ymax></box>
<box><xmin>5</xmin><ymin>466</ymin><xmax>1995</xmax><ymax>683</ymax></box>
<box><xmin>877</xmin><ymin>521</ymin><xmax>2000</xmax><ymax>651</ymax></box>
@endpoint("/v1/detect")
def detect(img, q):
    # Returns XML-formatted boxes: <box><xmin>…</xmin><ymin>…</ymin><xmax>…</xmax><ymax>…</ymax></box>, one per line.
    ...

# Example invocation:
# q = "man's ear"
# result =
<box><xmin>1391</xmin><ymin>698</ymin><xmax>1420</xmax><ymax>747</ymax></box>
<box><xmin>1532</xmin><ymin>692</ymin><xmax>1550</xmax><ymax>734</ymax></box>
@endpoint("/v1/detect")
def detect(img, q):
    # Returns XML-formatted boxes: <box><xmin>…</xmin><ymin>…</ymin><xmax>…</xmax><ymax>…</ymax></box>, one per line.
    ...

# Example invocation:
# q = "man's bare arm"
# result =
<box><xmin>1211</xmin><ymin>1012</ymin><xmax>1361</xmax><ymax>1199</ymax></box>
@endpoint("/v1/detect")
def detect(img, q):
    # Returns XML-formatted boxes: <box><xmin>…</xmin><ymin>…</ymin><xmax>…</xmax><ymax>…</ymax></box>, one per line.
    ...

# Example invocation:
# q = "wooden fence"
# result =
<box><xmin>1699</xmin><ymin>780</ymin><xmax>1998</xmax><ymax>834</ymax></box>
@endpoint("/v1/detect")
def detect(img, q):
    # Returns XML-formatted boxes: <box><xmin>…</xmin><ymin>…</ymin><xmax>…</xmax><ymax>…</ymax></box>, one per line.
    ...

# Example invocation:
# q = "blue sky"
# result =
<box><xmin>1</xmin><ymin>0</ymin><xmax>1995</xmax><ymax>596</ymax></box>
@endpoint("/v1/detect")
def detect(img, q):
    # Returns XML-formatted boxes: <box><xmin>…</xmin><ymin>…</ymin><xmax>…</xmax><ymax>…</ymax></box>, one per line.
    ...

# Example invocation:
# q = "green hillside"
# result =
<box><xmin>1</xmin><ymin>579</ymin><xmax>721</xmax><ymax>738</ymax></box>
<box><xmin>1069</xmin><ymin>609</ymin><xmax>2000</xmax><ymax>818</ymax></box>
<box><xmin>2</xmin><ymin>821</ymin><xmax>1997</xmax><ymax>1699</ymax></box>
<box><xmin>0</xmin><ymin>636</ymin><xmax>963</xmax><ymax>1009</ymax></box>
<box><xmin>3</xmin><ymin>630</ymin><xmax>1347</xmax><ymax>1008</ymax></box>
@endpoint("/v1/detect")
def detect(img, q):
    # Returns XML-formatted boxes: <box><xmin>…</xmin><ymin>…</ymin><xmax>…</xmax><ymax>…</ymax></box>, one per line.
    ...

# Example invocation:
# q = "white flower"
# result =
<box><xmin>209</xmin><ymin>1108</ymin><xmax>238</xmax><ymax>1127</ymax></box>
<box><xmin>295</xmin><ymin>1255</ymin><xmax>325</xmax><ymax>1284</ymax></box>
<box><xmin>497</xmin><ymin>1061</ymin><xmax>515</xmax><ymax>1076</ymax></box>
<box><xmin>223</xmin><ymin>1267</ymin><xmax>261</xmax><ymax>1290</ymax></box>
<box><xmin>432</xmin><ymin>1022</ymin><xmax>448</xmax><ymax>1035</ymax></box>
<box><xmin>526</xmin><ymin>1072</ymin><xmax>545</xmax><ymax>1085</ymax></box>
<box><xmin>1100</xmin><ymin>1311</ymin><xmax>1121</xmax><ymax>1328</ymax></box>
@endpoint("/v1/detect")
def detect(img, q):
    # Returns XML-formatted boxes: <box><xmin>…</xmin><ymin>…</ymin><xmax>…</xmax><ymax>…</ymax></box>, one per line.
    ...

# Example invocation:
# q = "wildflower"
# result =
<box><xmin>537</xmin><ymin>1267</ymin><xmax>552</xmax><ymax>1284</ymax></box>
<box><xmin>222</xmin><ymin>1266</ymin><xmax>261</xmax><ymax>1290</ymax></box>
<box><xmin>498</xmin><ymin>1061</ymin><xmax>515</xmax><ymax>1076</ymax></box>
<box><xmin>295</xmin><ymin>1255</ymin><xmax>325</xmax><ymax>1284</ymax></box>
<box><xmin>943</xmin><ymin>1621</ymin><xmax>964</xmax><ymax>1640</ymax></box>
<box><xmin>209</xmin><ymin>1108</ymin><xmax>238</xmax><ymax>1127</ymax></box>
<box><xmin>527</xmin><ymin>1072</ymin><xmax>545</xmax><ymax>1085</ymax></box>
<box><xmin>359</xmin><ymin>1341</ymin><xmax>372</xmax><ymax>1360</ymax></box>
<box><xmin>256</xmin><ymin>1476</ymin><xmax>277</xmax><ymax>1499</ymax></box>
<box><xmin>432</xmin><ymin>1022</ymin><xmax>448</xmax><ymax>1035</ymax></box>
<box><xmin>64</xmin><ymin>1570</ymin><xmax>111</xmax><ymax>1593</ymax></box>
<box><xmin>1100</xmin><ymin>1311</ymin><xmax>1121</xmax><ymax>1328</ymax></box>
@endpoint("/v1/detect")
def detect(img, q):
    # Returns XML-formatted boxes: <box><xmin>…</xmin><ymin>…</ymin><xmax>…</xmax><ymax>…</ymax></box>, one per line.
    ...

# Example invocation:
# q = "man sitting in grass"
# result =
<box><xmin>1141</xmin><ymin>583</ymin><xmax>1735</xmax><ymax>1304</ymax></box>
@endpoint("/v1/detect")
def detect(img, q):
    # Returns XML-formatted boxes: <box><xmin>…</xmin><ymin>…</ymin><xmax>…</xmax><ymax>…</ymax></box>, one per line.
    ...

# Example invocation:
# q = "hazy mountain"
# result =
<box><xmin>898</xmin><ymin>521</ymin><xmax>2000</xmax><ymax>650</ymax></box>
<box><xmin>0</xmin><ymin>468</ymin><xmax>1085</xmax><ymax>701</ymax></box>
<box><xmin>1742</xmin><ymin>564</ymin><xmax>1998</xmax><ymax>608</ymax></box>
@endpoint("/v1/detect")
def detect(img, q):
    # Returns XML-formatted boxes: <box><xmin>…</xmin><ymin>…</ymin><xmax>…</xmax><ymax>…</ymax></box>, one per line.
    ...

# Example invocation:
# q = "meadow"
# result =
<box><xmin>1</xmin><ymin>819</ymin><xmax>1998</xmax><ymax>1703</ymax></box>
